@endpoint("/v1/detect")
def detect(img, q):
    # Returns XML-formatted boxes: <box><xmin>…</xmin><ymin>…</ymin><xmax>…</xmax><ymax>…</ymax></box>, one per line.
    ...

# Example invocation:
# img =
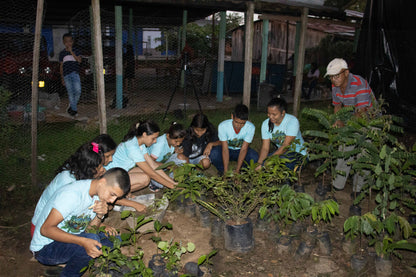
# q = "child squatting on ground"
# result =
<box><xmin>31</xmin><ymin>134</ymin><xmax>117</xmax><ymax>237</ymax></box>
<box><xmin>30</xmin><ymin>167</ymin><xmax>131</xmax><ymax>277</ymax></box>
<box><xmin>104</xmin><ymin>120</ymin><xmax>178</xmax><ymax>210</ymax></box>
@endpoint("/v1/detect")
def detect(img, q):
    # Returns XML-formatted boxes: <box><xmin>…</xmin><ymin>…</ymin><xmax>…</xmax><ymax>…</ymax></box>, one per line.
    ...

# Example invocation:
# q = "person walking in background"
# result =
<box><xmin>256</xmin><ymin>97</ymin><xmax>307</xmax><ymax>175</ymax></box>
<box><xmin>210</xmin><ymin>104</ymin><xmax>259</xmax><ymax>176</ymax></box>
<box><xmin>325</xmin><ymin>58</ymin><xmax>375</xmax><ymax>195</ymax></box>
<box><xmin>59</xmin><ymin>33</ymin><xmax>82</xmax><ymax>117</ymax></box>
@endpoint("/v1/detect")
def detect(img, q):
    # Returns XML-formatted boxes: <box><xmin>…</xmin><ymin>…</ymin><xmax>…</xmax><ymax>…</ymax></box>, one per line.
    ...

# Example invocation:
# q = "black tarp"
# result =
<box><xmin>354</xmin><ymin>0</ymin><xmax>416</xmax><ymax>131</ymax></box>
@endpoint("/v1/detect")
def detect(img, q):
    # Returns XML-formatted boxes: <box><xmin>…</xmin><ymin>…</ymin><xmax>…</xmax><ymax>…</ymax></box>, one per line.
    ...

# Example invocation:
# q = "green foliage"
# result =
<box><xmin>151</xmin><ymin>220</ymin><xmax>173</xmax><ymax>245</ymax></box>
<box><xmin>311</xmin><ymin>199</ymin><xmax>339</xmax><ymax>224</ymax></box>
<box><xmin>165</xmin><ymin>162</ymin><xmax>207</xmax><ymax>202</ymax></box>
<box><xmin>155</xmin><ymin>13</ymin><xmax>242</xmax><ymax>57</ymax></box>
<box><xmin>120</xmin><ymin>213</ymin><xmax>154</xmax><ymax>245</ymax></box>
<box><xmin>157</xmin><ymin>240</ymin><xmax>195</xmax><ymax>272</ymax></box>
<box><xmin>197</xmin><ymin>156</ymin><xmax>294</xmax><ymax>224</ymax></box>
<box><xmin>344</xmin><ymin>212</ymin><xmax>382</xmax><ymax>240</ymax></box>
<box><xmin>267</xmin><ymin>184</ymin><xmax>314</xmax><ymax>224</ymax></box>
<box><xmin>81</xmin><ymin>232</ymin><xmax>153</xmax><ymax>277</ymax></box>
<box><xmin>302</xmin><ymin>106</ymin><xmax>354</xmax><ymax>182</ymax></box>
<box><xmin>197</xmin><ymin>249</ymin><xmax>217</xmax><ymax>266</ymax></box>
<box><xmin>372</xmin><ymin>235</ymin><xmax>416</xmax><ymax>259</ymax></box>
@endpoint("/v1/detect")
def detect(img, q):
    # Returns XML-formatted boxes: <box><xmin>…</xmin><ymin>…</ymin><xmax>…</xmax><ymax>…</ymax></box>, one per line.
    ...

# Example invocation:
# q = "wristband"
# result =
<box><xmin>96</xmin><ymin>215</ymin><xmax>104</xmax><ymax>221</ymax></box>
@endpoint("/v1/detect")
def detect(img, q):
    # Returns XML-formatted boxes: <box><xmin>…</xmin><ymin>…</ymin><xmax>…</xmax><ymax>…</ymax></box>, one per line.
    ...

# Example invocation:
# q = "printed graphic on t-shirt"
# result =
<box><xmin>228</xmin><ymin>138</ymin><xmax>244</xmax><ymax>148</ymax></box>
<box><xmin>190</xmin><ymin>144</ymin><xmax>203</xmax><ymax>158</ymax></box>
<box><xmin>271</xmin><ymin>131</ymin><xmax>286</xmax><ymax>147</ymax></box>
<box><xmin>161</xmin><ymin>152</ymin><xmax>173</xmax><ymax>163</ymax></box>
<box><xmin>62</xmin><ymin>213</ymin><xmax>92</xmax><ymax>233</ymax></box>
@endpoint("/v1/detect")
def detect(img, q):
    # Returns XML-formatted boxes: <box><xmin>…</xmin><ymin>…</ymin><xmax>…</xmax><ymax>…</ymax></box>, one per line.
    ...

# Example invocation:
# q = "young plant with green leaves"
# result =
<box><xmin>163</xmin><ymin>162</ymin><xmax>208</xmax><ymax>203</ymax></box>
<box><xmin>197</xmin><ymin>157</ymin><xmax>291</xmax><ymax>224</ymax></box>
<box><xmin>262</xmin><ymin>184</ymin><xmax>314</xmax><ymax>225</ymax></box>
<box><xmin>301</xmin><ymin>106</ymin><xmax>355</xmax><ymax>188</ymax></box>
<box><xmin>372</xmin><ymin>235</ymin><xmax>416</xmax><ymax>259</ymax></box>
<box><xmin>157</xmin><ymin>240</ymin><xmax>196</xmax><ymax>272</ymax></box>
<box><xmin>120</xmin><ymin>212</ymin><xmax>154</xmax><ymax>245</ymax></box>
<box><xmin>311</xmin><ymin>198</ymin><xmax>339</xmax><ymax>228</ymax></box>
<box><xmin>82</xmin><ymin>225</ymin><xmax>153</xmax><ymax>276</ymax></box>
<box><xmin>197</xmin><ymin>249</ymin><xmax>217</xmax><ymax>267</ymax></box>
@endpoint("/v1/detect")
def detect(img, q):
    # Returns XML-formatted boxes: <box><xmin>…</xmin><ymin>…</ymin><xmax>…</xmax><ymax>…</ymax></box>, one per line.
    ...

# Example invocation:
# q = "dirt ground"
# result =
<box><xmin>1</xmin><ymin>159</ymin><xmax>416</xmax><ymax>277</ymax></box>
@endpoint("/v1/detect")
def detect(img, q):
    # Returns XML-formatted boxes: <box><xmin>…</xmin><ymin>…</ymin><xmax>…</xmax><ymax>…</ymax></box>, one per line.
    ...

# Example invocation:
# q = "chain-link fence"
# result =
<box><xmin>1</xmin><ymin>3</ymin><xmax>243</xmax><ymax>188</ymax></box>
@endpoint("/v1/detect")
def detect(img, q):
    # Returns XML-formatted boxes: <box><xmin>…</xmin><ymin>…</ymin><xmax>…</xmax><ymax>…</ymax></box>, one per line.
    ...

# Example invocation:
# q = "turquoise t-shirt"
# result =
<box><xmin>105</xmin><ymin>137</ymin><xmax>148</xmax><ymax>171</ymax></box>
<box><xmin>148</xmin><ymin>134</ymin><xmax>174</xmax><ymax>162</ymax></box>
<box><xmin>31</xmin><ymin>170</ymin><xmax>76</xmax><ymax>224</ymax></box>
<box><xmin>30</xmin><ymin>180</ymin><xmax>99</xmax><ymax>252</ymax></box>
<box><xmin>218</xmin><ymin>119</ymin><xmax>255</xmax><ymax>150</ymax></box>
<box><xmin>261</xmin><ymin>114</ymin><xmax>306</xmax><ymax>155</ymax></box>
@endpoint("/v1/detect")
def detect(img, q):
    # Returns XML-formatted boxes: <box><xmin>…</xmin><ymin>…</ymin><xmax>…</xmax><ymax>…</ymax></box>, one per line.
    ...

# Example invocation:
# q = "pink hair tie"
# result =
<box><xmin>91</xmin><ymin>142</ymin><xmax>99</xmax><ymax>153</ymax></box>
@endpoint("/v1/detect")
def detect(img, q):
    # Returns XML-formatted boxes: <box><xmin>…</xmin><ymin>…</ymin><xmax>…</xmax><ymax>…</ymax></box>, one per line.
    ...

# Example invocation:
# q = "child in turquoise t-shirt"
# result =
<box><xmin>209</xmin><ymin>104</ymin><xmax>259</xmax><ymax>175</ymax></box>
<box><xmin>105</xmin><ymin>120</ymin><xmax>178</xmax><ymax>207</ymax></box>
<box><xmin>148</xmin><ymin>122</ymin><xmax>187</xmax><ymax>191</ymax></box>
<box><xmin>30</xmin><ymin>168</ymin><xmax>130</xmax><ymax>277</ymax></box>
<box><xmin>31</xmin><ymin>134</ymin><xmax>117</xmax><ymax>237</ymax></box>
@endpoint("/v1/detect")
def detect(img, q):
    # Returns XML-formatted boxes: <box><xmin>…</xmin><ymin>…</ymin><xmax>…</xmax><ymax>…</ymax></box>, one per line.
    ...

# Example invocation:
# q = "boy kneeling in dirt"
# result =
<box><xmin>30</xmin><ymin>167</ymin><xmax>130</xmax><ymax>277</ymax></box>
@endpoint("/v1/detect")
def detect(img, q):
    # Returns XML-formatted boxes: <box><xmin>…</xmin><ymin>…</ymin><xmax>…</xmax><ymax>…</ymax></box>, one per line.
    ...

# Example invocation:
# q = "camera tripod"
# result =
<box><xmin>163</xmin><ymin>52</ymin><xmax>202</xmax><ymax>121</ymax></box>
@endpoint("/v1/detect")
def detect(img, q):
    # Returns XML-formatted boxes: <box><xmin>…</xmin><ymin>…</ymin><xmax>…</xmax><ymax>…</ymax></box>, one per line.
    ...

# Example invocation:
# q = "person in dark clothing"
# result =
<box><xmin>123</xmin><ymin>44</ymin><xmax>136</xmax><ymax>93</ymax></box>
<box><xmin>180</xmin><ymin>113</ymin><xmax>220</xmax><ymax>169</ymax></box>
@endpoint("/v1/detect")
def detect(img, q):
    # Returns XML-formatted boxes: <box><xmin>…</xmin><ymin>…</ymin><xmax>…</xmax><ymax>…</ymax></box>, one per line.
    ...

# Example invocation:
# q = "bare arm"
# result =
<box><xmin>221</xmin><ymin>141</ymin><xmax>230</xmax><ymax>173</ymax></box>
<box><xmin>115</xmin><ymin>198</ymin><xmax>146</xmax><ymax>212</ymax></box>
<box><xmin>67</xmin><ymin>46</ymin><xmax>82</xmax><ymax>63</ymax></box>
<box><xmin>203</xmin><ymin>140</ymin><xmax>221</xmax><ymax>156</ymax></box>
<box><xmin>40</xmin><ymin>208</ymin><xmax>102</xmax><ymax>258</ymax></box>
<box><xmin>136</xmin><ymin>155</ymin><xmax>176</xmax><ymax>189</ymax></box>
<box><xmin>257</xmin><ymin>139</ymin><xmax>271</xmax><ymax>167</ymax></box>
<box><xmin>235</xmin><ymin>141</ymin><xmax>250</xmax><ymax>173</ymax></box>
<box><xmin>272</xmin><ymin>136</ymin><xmax>296</xmax><ymax>156</ymax></box>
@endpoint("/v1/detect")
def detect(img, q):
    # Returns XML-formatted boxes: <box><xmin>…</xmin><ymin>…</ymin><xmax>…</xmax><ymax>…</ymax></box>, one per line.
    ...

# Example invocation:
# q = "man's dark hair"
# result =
<box><xmin>102</xmin><ymin>167</ymin><xmax>131</xmax><ymax>195</ymax></box>
<box><xmin>233</xmin><ymin>104</ymin><xmax>249</xmax><ymax>120</ymax></box>
<box><xmin>62</xmin><ymin>33</ymin><xmax>73</xmax><ymax>40</ymax></box>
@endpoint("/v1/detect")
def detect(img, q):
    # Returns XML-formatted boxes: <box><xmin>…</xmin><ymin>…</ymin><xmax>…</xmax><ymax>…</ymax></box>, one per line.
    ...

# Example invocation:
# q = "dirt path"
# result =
<box><xmin>2</xmin><ymin>163</ymin><xmax>416</xmax><ymax>277</ymax></box>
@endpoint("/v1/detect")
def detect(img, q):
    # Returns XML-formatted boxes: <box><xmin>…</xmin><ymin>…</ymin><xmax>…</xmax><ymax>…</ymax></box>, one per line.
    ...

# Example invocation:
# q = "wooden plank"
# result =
<box><xmin>243</xmin><ymin>2</ymin><xmax>254</xmax><ymax>108</ymax></box>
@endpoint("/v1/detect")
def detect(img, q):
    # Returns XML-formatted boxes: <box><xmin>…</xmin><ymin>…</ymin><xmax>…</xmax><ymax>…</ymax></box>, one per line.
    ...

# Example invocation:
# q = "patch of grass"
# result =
<box><xmin>1</xmin><ymin>100</ymin><xmax>331</xmax><ymax>195</ymax></box>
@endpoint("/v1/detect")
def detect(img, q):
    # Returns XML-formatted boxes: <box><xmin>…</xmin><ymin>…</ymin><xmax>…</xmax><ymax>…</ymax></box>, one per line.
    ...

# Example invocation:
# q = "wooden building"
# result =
<box><xmin>231</xmin><ymin>17</ymin><xmax>356</xmax><ymax>64</ymax></box>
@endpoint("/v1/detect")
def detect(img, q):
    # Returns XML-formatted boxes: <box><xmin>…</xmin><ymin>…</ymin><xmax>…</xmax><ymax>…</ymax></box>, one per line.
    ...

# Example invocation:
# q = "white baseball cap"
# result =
<box><xmin>325</xmin><ymin>58</ymin><xmax>348</xmax><ymax>77</ymax></box>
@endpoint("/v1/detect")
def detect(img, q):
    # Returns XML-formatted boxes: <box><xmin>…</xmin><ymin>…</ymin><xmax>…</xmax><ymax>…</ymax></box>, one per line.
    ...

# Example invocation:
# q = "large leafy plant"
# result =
<box><xmin>301</xmin><ymin>106</ymin><xmax>356</xmax><ymax>188</ymax></box>
<box><xmin>197</xmin><ymin>156</ymin><xmax>293</xmax><ymax>224</ymax></box>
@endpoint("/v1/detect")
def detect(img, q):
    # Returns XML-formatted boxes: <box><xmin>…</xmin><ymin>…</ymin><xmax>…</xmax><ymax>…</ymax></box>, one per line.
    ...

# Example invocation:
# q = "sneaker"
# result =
<box><xmin>67</xmin><ymin>106</ymin><xmax>76</xmax><ymax>116</ymax></box>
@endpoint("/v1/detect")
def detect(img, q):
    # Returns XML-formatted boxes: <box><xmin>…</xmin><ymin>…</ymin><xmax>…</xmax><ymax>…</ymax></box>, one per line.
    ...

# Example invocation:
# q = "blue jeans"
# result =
<box><xmin>34</xmin><ymin>232</ymin><xmax>116</xmax><ymax>277</ymax></box>
<box><xmin>209</xmin><ymin>145</ymin><xmax>259</xmax><ymax>174</ymax></box>
<box><xmin>64</xmin><ymin>72</ymin><xmax>81</xmax><ymax>112</ymax></box>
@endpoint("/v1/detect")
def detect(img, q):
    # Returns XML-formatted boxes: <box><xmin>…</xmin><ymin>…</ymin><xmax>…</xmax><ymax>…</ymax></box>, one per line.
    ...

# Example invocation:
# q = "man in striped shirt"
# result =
<box><xmin>325</xmin><ymin>58</ymin><xmax>374</xmax><ymax>196</ymax></box>
<box><xmin>325</xmin><ymin>58</ymin><xmax>374</xmax><ymax>127</ymax></box>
